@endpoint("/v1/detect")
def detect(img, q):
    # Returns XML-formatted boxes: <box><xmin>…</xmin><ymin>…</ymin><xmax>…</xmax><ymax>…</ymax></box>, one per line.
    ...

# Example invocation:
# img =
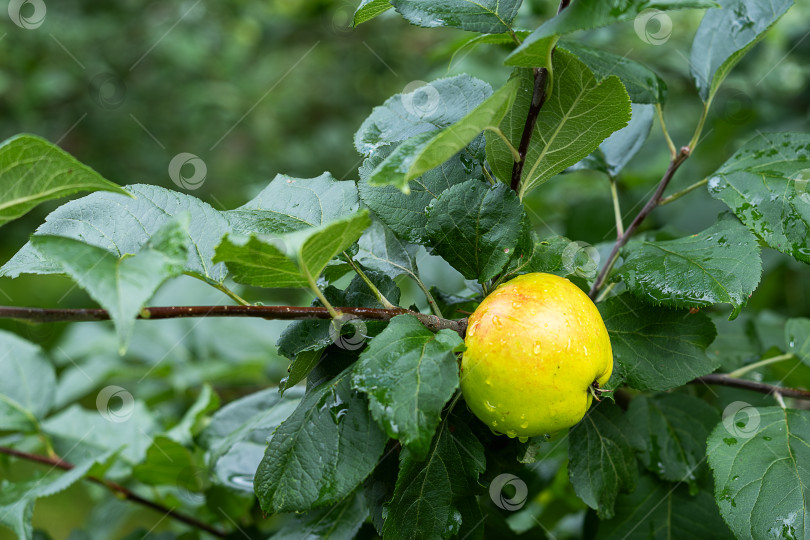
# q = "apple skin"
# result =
<box><xmin>460</xmin><ymin>273</ymin><xmax>613</xmax><ymax>438</ymax></box>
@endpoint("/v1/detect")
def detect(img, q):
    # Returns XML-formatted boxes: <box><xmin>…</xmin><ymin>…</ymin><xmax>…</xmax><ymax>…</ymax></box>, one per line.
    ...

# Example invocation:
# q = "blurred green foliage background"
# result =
<box><xmin>1</xmin><ymin>0</ymin><xmax>808</xmax><ymax>538</ymax></box>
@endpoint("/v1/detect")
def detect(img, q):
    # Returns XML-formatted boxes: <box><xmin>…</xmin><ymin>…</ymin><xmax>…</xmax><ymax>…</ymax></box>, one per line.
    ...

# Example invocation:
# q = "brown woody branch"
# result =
<box><xmin>692</xmin><ymin>374</ymin><xmax>810</xmax><ymax>401</ymax></box>
<box><xmin>0</xmin><ymin>446</ymin><xmax>226</xmax><ymax>538</ymax></box>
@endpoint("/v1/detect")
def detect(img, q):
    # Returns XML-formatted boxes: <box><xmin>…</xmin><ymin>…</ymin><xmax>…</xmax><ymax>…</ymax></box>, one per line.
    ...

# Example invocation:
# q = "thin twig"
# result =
<box><xmin>0</xmin><ymin>305</ymin><xmax>467</xmax><ymax>336</ymax></box>
<box><xmin>659</xmin><ymin>178</ymin><xmax>708</xmax><ymax>206</ymax></box>
<box><xmin>692</xmin><ymin>374</ymin><xmax>810</xmax><ymax>401</ymax></box>
<box><xmin>510</xmin><ymin>67</ymin><xmax>549</xmax><ymax>192</ymax></box>
<box><xmin>0</xmin><ymin>446</ymin><xmax>227</xmax><ymax>538</ymax></box>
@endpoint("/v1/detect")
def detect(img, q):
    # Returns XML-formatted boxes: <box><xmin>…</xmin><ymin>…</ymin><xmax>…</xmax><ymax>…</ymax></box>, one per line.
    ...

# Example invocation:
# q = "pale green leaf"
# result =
<box><xmin>390</xmin><ymin>0</ymin><xmax>522</xmax><ymax>33</ymax></box>
<box><xmin>786</xmin><ymin>317</ymin><xmax>810</xmax><ymax>367</ymax></box>
<box><xmin>0</xmin><ymin>330</ymin><xmax>56</xmax><ymax>432</ymax></box>
<box><xmin>353</xmin><ymin>0</ymin><xmax>392</xmax><ymax>26</ymax></box>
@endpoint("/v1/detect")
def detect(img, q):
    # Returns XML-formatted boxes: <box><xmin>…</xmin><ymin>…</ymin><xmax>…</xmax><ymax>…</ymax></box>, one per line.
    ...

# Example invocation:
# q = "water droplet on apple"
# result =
<box><xmin>484</xmin><ymin>400</ymin><xmax>496</xmax><ymax>412</ymax></box>
<box><xmin>491</xmin><ymin>315</ymin><xmax>502</xmax><ymax>328</ymax></box>
<box><xmin>506</xmin><ymin>430</ymin><xmax>518</xmax><ymax>438</ymax></box>
<box><xmin>533</xmin><ymin>343</ymin><xmax>542</xmax><ymax>354</ymax></box>
<box><xmin>518</xmin><ymin>436</ymin><xmax>528</xmax><ymax>443</ymax></box>
<box><xmin>485</xmin><ymin>379</ymin><xmax>492</xmax><ymax>386</ymax></box>
<box><xmin>520</xmin><ymin>420</ymin><xmax>529</xmax><ymax>429</ymax></box>
<box><xmin>468</xmin><ymin>323</ymin><xmax>477</xmax><ymax>336</ymax></box>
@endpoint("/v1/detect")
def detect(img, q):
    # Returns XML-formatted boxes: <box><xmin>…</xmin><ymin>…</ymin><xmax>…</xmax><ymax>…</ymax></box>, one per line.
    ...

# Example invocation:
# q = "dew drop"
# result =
<box><xmin>491</xmin><ymin>315</ymin><xmax>503</xmax><ymax>328</ymax></box>
<box><xmin>484</xmin><ymin>400</ymin><xmax>496</xmax><ymax>412</ymax></box>
<box><xmin>533</xmin><ymin>343</ymin><xmax>542</xmax><ymax>355</ymax></box>
<box><xmin>518</xmin><ymin>436</ymin><xmax>528</xmax><ymax>443</ymax></box>
<box><xmin>506</xmin><ymin>430</ymin><xmax>518</xmax><ymax>439</ymax></box>
<box><xmin>520</xmin><ymin>420</ymin><xmax>529</xmax><ymax>429</ymax></box>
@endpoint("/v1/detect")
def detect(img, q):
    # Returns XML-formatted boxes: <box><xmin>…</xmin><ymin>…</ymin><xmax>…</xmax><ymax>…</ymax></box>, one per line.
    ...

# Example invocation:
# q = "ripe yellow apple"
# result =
<box><xmin>460</xmin><ymin>273</ymin><xmax>613</xmax><ymax>439</ymax></box>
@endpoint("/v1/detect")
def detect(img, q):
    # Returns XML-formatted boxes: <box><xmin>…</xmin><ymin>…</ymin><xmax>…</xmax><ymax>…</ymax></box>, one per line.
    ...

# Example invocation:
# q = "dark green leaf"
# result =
<box><xmin>425</xmin><ymin>180</ymin><xmax>525</xmax><ymax>282</ymax></box>
<box><xmin>254</xmin><ymin>366</ymin><xmax>387</xmax><ymax>513</ymax></box>
<box><xmin>786</xmin><ymin>317</ymin><xmax>810</xmax><ymax>366</ymax></box>
<box><xmin>0</xmin><ymin>134</ymin><xmax>128</xmax><ymax>228</ymax></box>
<box><xmin>352</xmin><ymin>314</ymin><xmax>464</xmax><ymax>458</ymax></box>
<box><xmin>31</xmin><ymin>217</ymin><xmax>188</xmax><ymax>351</ymax></box>
<box><xmin>166</xmin><ymin>383</ymin><xmax>219</xmax><ymax>445</ymax></box>
<box><xmin>594</xmin><ymin>473</ymin><xmax>733</xmax><ymax>539</ymax></box>
<box><xmin>691</xmin><ymin>0</ymin><xmax>794</xmax><ymax>101</ymax></box>
<box><xmin>487</xmin><ymin>52</ymin><xmax>631</xmax><ymax>197</ymax></box>
<box><xmin>353</xmin><ymin>0</ymin><xmax>392</xmax><ymax>26</ymax></box>
<box><xmin>707</xmin><ymin>132</ymin><xmax>810</xmax><ymax>264</ymax></box>
<box><xmin>0</xmin><ymin>184</ymin><xmax>230</xmax><ymax>283</ymax></box>
<box><xmin>356</xmin><ymin>219</ymin><xmax>420</xmax><ymax>279</ymax></box>
<box><xmin>707</xmin><ymin>407</ymin><xmax>810</xmax><ymax>540</ymax></box>
<box><xmin>271</xmin><ymin>490</ymin><xmax>368</xmax><ymax>540</ymax></box>
<box><xmin>0</xmin><ymin>330</ymin><xmax>56</xmax><ymax>431</ymax></box>
<box><xmin>568</xmin><ymin>402</ymin><xmax>639</xmax><ymax>519</ymax></box>
<box><xmin>627</xmin><ymin>394</ymin><xmax>718</xmax><ymax>490</ymax></box>
<box><xmin>383</xmin><ymin>415</ymin><xmax>485</xmax><ymax>539</ymax></box>
<box><xmin>617</xmin><ymin>217</ymin><xmax>762</xmax><ymax>319</ymax></box>
<box><xmin>390</xmin><ymin>0</ymin><xmax>521</xmax><ymax>33</ymax></box>
<box><xmin>599</xmin><ymin>295</ymin><xmax>718</xmax><ymax>391</ymax></box>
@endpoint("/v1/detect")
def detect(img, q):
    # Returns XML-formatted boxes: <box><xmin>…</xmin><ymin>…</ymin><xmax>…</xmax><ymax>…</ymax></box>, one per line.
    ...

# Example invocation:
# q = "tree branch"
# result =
<box><xmin>0</xmin><ymin>446</ymin><xmax>227</xmax><ymax>538</ymax></box>
<box><xmin>588</xmin><ymin>146</ymin><xmax>691</xmax><ymax>299</ymax></box>
<box><xmin>692</xmin><ymin>374</ymin><xmax>810</xmax><ymax>401</ymax></box>
<box><xmin>0</xmin><ymin>305</ymin><xmax>468</xmax><ymax>336</ymax></box>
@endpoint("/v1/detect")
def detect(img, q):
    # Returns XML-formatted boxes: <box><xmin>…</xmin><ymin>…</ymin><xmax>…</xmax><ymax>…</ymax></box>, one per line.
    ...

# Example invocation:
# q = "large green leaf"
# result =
<box><xmin>487</xmin><ymin>52</ymin><xmax>631</xmax><ymax>197</ymax></box>
<box><xmin>352</xmin><ymin>315</ymin><xmax>464</xmax><ymax>459</ymax></box>
<box><xmin>355</xmin><ymin>219</ymin><xmax>420</xmax><ymax>279</ymax></box>
<box><xmin>31</xmin><ymin>218</ymin><xmax>188</xmax><ymax>351</ymax></box>
<box><xmin>214</xmin><ymin>210</ymin><xmax>370</xmax><ymax>288</ymax></box>
<box><xmin>786</xmin><ymin>317</ymin><xmax>810</xmax><ymax>367</ymax></box>
<box><xmin>225</xmin><ymin>172</ymin><xmax>360</xmax><ymax>235</ymax></box>
<box><xmin>0</xmin><ymin>134</ymin><xmax>128</xmax><ymax>228</ymax></box>
<box><xmin>599</xmin><ymin>295</ymin><xmax>718</xmax><ymax>391</ymax></box>
<box><xmin>594</xmin><ymin>473</ymin><xmax>733</xmax><ymax>539</ymax></box>
<box><xmin>383</xmin><ymin>414</ymin><xmax>485</xmax><ymax>539</ymax></box>
<box><xmin>568</xmin><ymin>402</ymin><xmax>639</xmax><ymax>519</ymax></box>
<box><xmin>691</xmin><ymin>0</ymin><xmax>794</xmax><ymax>102</ymax></box>
<box><xmin>0</xmin><ymin>330</ymin><xmax>56</xmax><ymax>432</ymax></box>
<box><xmin>390</xmin><ymin>0</ymin><xmax>521</xmax><ymax>33</ymax></box>
<box><xmin>617</xmin><ymin>217</ymin><xmax>762</xmax><ymax>318</ymax></box>
<box><xmin>0</xmin><ymin>184</ymin><xmax>230</xmax><ymax>283</ymax></box>
<box><xmin>271</xmin><ymin>490</ymin><xmax>368</xmax><ymax>540</ymax></box>
<box><xmin>707</xmin><ymin>132</ymin><xmax>810</xmax><ymax>264</ymax></box>
<box><xmin>707</xmin><ymin>407</ymin><xmax>810</xmax><ymax>540</ymax></box>
<box><xmin>355</xmin><ymin>74</ymin><xmax>491</xmax><ymax>156</ymax></box>
<box><xmin>627</xmin><ymin>394</ymin><xmax>718</xmax><ymax>491</ymax></box>
<box><xmin>425</xmin><ymin>180</ymin><xmax>525</xmax><ymax>282</ymax></box>
<box><xmin>353</xmin><ymin>0</ymin><xmax>392</xmax><ymax>26</ymax></box>
<box><xmin>254</xmin><ymin>366</ymin><xmax>387</xmax><ymax>513</ymax></box>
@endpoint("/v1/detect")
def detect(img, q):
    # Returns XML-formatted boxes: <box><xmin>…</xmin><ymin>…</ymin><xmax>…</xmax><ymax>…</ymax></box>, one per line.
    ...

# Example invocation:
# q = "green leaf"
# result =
<box><xmin>0</xmin><ymin>452</ymin><xmax>115</xmax><ymax>540</ymax></box>
<box><xmin>0</xmin><ymin>330</ymin><xmax>56</xmax><ymax>432</ymax></box>
<box><xmin>568</xmin><ymin>402</ymin><xmax>639</xmax><ymax>519</ymax></box>
<box><xmin>626</xmin><ymin>394</ymin><xmax>718</xmax><ymax>491</ymax></box>
<box><xmin>383</xmin><ymin>414</ymin><xmax>485</xmax><ymax>539</ymax></box>
<box><xmin>617</xmin><ymin>217</ymin><xmax>762</xmax><ymax>319</ymax></box>
<box><xmin>352</xmin><ymin>315</ymin><xmax>464</xmax><ymax>458</ymax></box>
<box><xmin>0</xmin><ymin>184</ymin><xmax>230</xmax><ymax>283</ymax></box>
<box><xmin>353</xmin><ymin>0</ymin><xmax>392</xmax><ymax>26</ymax></box>
<box><xmin>786</xmin><ymin>318</ymin><xmax>810</xmax><ymax>366</ymax></box>
<box><xmin>707</xmin><ymin>132</ymin><xmax>810</xmax><ymax>264</ymax></box>
<box><xmin>691</xmin><ymin>0</ymin><xmax>794</xmax><ymax>102</ymax></box>
<box><xmin>358</xmin><ymin>145</ymin><xmax>479</xmax><ymax>244</ymax></box>
<box><xmin>131</xmin><ymin>435</ymin><xmax>195</xmax><ymax>486</ymax></box>
<box><xmin>594</xmin><ymin>473</ymin><xmax>733</xmax><ymax>539</ymax></box>
<box><xmin>599</xmin><ymin>295</ymin><xmax>718</xmax><ymax>391</ymax></box>
<box><xmin>254</xmin><ymin>366</ymin><xmax>387</xmax><ymax>513</ymax></box>
<box><xmin>166</xmin><ymin>383</ymin><xmax>219</xmax><ymax>445</ymax></box>
<box><xmin>271</xmin><ymin>490</ymin><xmax>368</xmax><ymax>540</ymax></box>
<box><xmin>560</xmin><ymin>42</ymin><xmax>667</xmax><ymax>104</ymax></box>
<box><xmin>487</xmin><ymin>52</ymin><xmax>631</xmax><ymax>197</ymax></box>
<box><xmin>513</xmin><ymin>0</ymin><xmax>717</xmax><ymax>57</ymax></box>
<box><xmin>225</xmin><ymin>172</ymin><xmax>360</xmax><ymax>235</ymax></box>
<box><xmin>425</xmin><ymin>180</ymin><xmax>525</xmax><ymax>282</ymax></box>
<box><xmin>356</xmin><ymin>219</ymin><xmax>420</xmax><ymax>279</ymax></box>
<box><xmin>31</xmin><ymin>218</ymin><xmax>188</xmax><ymax>351</ymax></box>
<box><xmin>367</xmin><ymin>131</ymin><xmax>436</xmax><ymax>192</ymax></box>
<box><xmin>404</xmin><ymin>77</ymin><xmax>520</xmax><ymax>181</ymax></box>
<box><xmin>390</xmin><ymin>0</ymin><xmax>521</xmax><ymax>33</ymax></box>
<box><xmin>200</xmin><ymin>387</ymin><xmax>303</xmax><ymax>491</ymax></box>
<box><xmin>0</xmin><ymin>134</ymin><xmax>128</xmax><ymax>228</ymax></box>
<box><xmin>707</xmin><ymin>407</ymin><xmax>810</xmax><ymax>540</ymax></box>
<box><xmin>214</xmin><ymin>210</ymin><xmax>370</xmax><ymax>288</ymax></box>
<box><xmin>355</xmin><ymin>74</ymin><xmax>491</xmax><ymax>156</ymax></box>
<box><xmin>503</xmin><ymin>35</ymin><xmax>556</xmax><ymax>68</ymax></box>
